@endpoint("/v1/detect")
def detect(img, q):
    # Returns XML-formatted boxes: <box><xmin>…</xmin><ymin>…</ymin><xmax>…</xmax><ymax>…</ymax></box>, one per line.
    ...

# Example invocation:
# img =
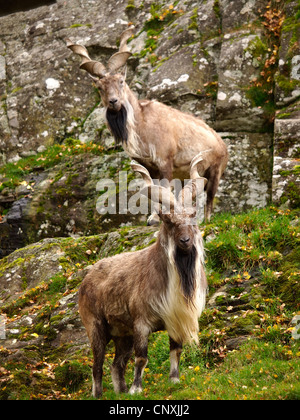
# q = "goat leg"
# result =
<box><xmin>129</xmin><ymin>325</ymin><xmax>149</xmax><ymax>394</ymax></box>
<box><xmin>204</xmin><ymin>165</ymin><xmax>224</xmax><ymax>222</ymax></box>
<box><xmin>91</xmin><ymin>319</ymin><xmax>110</xmax><ymax>398</ymax></box>
<box><xmin>169</xmin><ymin>337</ymin><xmax>182</xmax><ymax>384</ymax></box>
<box><xmin>111</xmin><ymin>336</ymin><xmax>133</xmax><ymax>393</ymax></box>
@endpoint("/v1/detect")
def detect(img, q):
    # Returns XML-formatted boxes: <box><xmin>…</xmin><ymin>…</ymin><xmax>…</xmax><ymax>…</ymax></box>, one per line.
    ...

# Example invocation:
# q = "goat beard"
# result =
<box><xmin>174</xmin><ymin>245</ymin><xmax>197</xmax><ymax>303</ymax></box>
<box><xmin>106</xmin><ymin>105</ymin><xmax>128</xmax><ymax>144</ymax></box>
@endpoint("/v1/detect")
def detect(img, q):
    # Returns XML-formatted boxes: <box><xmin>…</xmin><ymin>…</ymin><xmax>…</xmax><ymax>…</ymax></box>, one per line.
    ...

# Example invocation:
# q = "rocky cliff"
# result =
<box><xmin>0</xmin><ymin>1</ymin><xmax>299</xmax><ymax>400</ymax></box>
<box><xmin>0</xmin><ymin>0</ymin><xmax>299</xmax><ymax>255</ymax></box>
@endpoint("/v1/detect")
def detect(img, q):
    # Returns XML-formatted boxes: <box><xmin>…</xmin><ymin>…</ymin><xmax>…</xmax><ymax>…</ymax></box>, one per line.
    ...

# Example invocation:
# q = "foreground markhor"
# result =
<box><xmin>79</xmin><ymin>154</ymin><xmax>207</xmax><ymax>397</ymax></box>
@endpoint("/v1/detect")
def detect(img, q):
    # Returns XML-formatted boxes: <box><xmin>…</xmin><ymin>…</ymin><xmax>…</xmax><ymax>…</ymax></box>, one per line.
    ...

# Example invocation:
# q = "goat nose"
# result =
<box><xmin>180</xmin><ymin>236</ymin><xmax>190</xmax><ymax>244</ymax></box>
<box><xmin>109</xmin><ymin>98</ymin><xmax>118</xmax><ymax>105</ymax></box>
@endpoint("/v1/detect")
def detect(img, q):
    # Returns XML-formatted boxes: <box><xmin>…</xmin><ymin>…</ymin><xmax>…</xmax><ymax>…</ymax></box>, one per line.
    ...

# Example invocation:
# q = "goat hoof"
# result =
<box><xmin>129</xmin><ymin>385</ymin><xmax>143</xmax><ymax>395</ymax></box>
<box><xmin>170</xmin><ymin>377</ymin><xmax>180</xmax><ymax>384</ymax></box>
<box><xmin>92</xmin><ymin>389</ymin><xmax>102</xmax><ymax>398</ymax></box>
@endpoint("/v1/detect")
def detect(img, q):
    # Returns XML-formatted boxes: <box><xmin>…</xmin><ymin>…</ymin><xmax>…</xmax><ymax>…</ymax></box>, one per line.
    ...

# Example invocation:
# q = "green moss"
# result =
<box><xmin>126</xmin><ymin>0</ymin><xmax>135</xmax><ymax>10</ymax></box>
<box><xmin>280</xmin><ymin>2</ymin><xmax>300</xmax><ymax>77</ymax></box>
<box><xmin>247</xmin><ymin>36</ymin><xmax>268</xmax><ymax>58</ymax></box>
<box><xmin>276</xmin><ymin>74</ymin><xmax>300</xmax><ymax>94</ymax></box>
<box><xmin>11</xmin><ymin>87</ymin><xmax>23</xmax><ymax>94</ymax></box>
<box><xmin>54</xmin><ymin>361</ymin><xmax>90</xmax><ymax>391</ymax></box>
<box><xmin>1</xmin><ymin>282</ymin><xmax>49</xmax><ymax>316</ymax></box>
<box><xmin>0</xmin><ymin>257</ymin><xmax>25</xmax><ymax>277</ymax></box>
<box><xmin>188</xmin><ymin>7</ymin><xmax>198</xmax><ymax>31</ymax></box>
<box><xmin>279</xmin><ymin>165</ymin><xmax>300</xmax><ymax>177</ymax></box>
<box><xmin>50</xmin><ymin>314</ymin><xmax>65</xmax><ymax>326</ymax></box>
<box><xmin>282</xmin><ymin>17</ymin><xmax>300</xmax><ymax>34</ymax></box>
<box><xmin>213</xmin><ymin>0</ymin><xmax>221</xmax><ymax>20</ymax></box>
<box><xmin>0</xmin><ymin>142</ymin><xmax>105</xmax><ymax>193</ymax></box>
<box><xmin>21</xmin><ymin>276</ymin><xmax>28</xmax><ymax>290</ymax></box>
<box><xmin>47</xmin><ymin>274</ymin><xmax>67</xmax><ymax>296</ymax></box>
<box><xmin>69</xmin><ymin>23</ymin><xmax>92</xmax><ymax>28</ymax></box>
<box><xmin>244</xmin><ymin>22</ymin><xmax>280</xmax><ymax>124</ymax></box>
<box><xmin>246</xmin><ymin>85</ymin><xmax>274</xmax><ymax>114</ymax></box>
<box><xmin>280</xmin><ymin>181</ymin><xmax>300</xmax><ymax>209</ymax></box>
<box><xmin>276</xmin><ymin>112</ymin><xmax>291</xmax><ymax>119</ymax></box>
<box><xmin>229</xmin><ymin>312</ymin><xmax>261</xmax><ymax>336</ymax></box>
<box><xmin>140</xmin><ymin>2</ymin><xmax>184</xmax><ymax>65</ymax></box>
<box><xmin>203</xmin><ymin>80</ymin><xmax>218</xmax><ymax>100</ymax></box>
<box><xmin>278</xmin><ymin>163</ymin><xmax>300</xmax><ymax>208</ymax></box>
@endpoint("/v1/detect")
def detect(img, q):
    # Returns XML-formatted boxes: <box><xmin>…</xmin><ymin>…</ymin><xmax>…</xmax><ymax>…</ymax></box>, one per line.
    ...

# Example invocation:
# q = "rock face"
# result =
<box><xmin>0</xmin><ymin>147</ymin><xmax>148</xmax><ymax>255</ymax></box>
<box><xmin>272</xmin><ymin>1</ymin><xmax>300</xmax><ymax>209</ymax></box>
<box><xmin>0</xmin><ymin>1</ymin><xmax>299</xmax><ymax>400</ymax></box>
<box><xmin>0</xmin><ymin>0</ymin><xmax>299</xmax><ymax>255</ymax></box>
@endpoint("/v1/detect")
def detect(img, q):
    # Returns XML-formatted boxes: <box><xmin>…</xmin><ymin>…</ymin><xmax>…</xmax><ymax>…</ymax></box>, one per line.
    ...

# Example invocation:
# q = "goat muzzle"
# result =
<box><xmin>177</xmin><ymin>238</ymin><xmax>193</xmax><ymax>253</ymax></box>
<box><xmin>108</xmin><ymin>99</ymin><xmax>122</xmax><ymax>111</ymax></box>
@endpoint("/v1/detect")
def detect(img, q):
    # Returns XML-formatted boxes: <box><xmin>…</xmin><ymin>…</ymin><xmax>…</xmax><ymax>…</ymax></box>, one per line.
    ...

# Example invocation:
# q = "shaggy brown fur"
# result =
<box><xmin>78</xmin><ymin>159</ymin><xmax>207</xmax><ymax>397</ymax></box>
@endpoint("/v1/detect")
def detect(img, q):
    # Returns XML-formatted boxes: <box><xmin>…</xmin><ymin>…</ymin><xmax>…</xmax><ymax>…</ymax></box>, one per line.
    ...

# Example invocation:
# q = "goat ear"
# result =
<box><xmin>107</xmin><ymin>51</ymin><xmax>132</xmax><ymax>74</ymax></box>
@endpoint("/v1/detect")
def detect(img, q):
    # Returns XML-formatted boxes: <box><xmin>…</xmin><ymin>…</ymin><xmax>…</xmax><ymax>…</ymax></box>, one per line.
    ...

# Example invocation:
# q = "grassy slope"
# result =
<box><xmin>0</xmin><ymin>206</ymin><xmax>299</xmax><ymax>400</ymax></box>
